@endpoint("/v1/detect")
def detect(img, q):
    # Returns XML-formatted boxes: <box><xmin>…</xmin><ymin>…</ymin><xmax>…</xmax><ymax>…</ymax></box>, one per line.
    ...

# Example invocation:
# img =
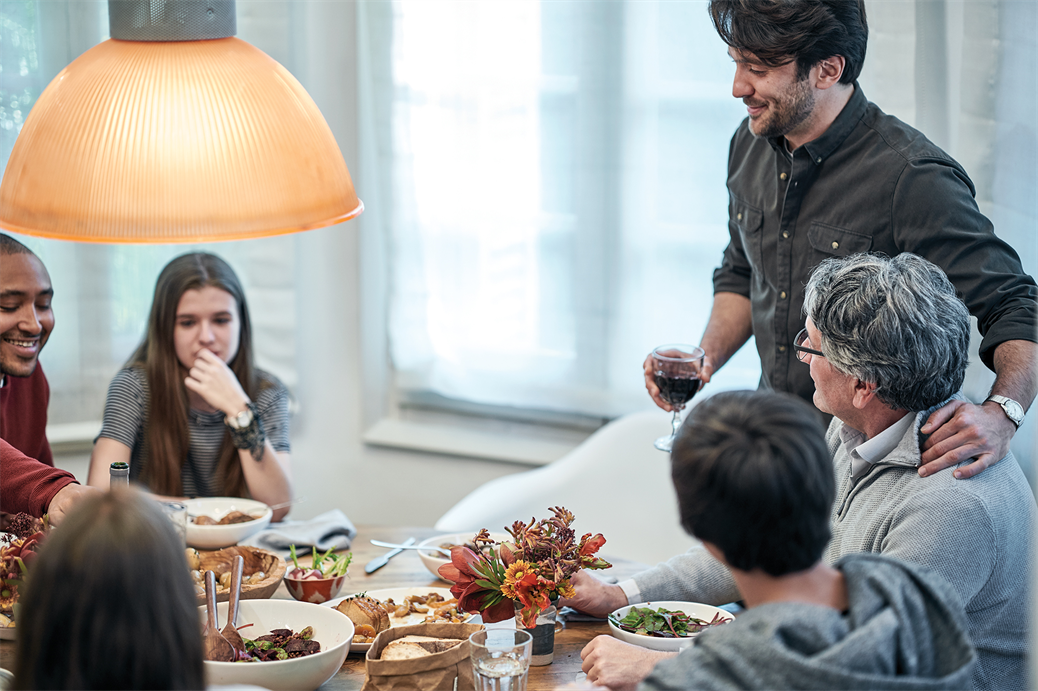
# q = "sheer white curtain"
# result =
<box><xmin>367</xmin><ymin>0</ymin><xmax>1037</xmax><ymax>429</ymax></box>
<box><xmin>0</xmin><ymin>1</ymin><xmax>301</xmax><ymax>430</ymax></box>
<box><xmin>370</xmin><ymin>0</ymin><xmax>753</xmax><ymax>419</ymax></box>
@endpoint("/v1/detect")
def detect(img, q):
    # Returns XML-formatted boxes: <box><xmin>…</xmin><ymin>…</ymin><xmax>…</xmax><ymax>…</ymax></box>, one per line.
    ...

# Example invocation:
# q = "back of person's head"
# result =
<box><xmin>0</xmin><ymin>232</ymin><xmax>36</xmax><ymax>257</ymax></box>
<box><xmin>709</xmin><ymin>0</ymin><xmax>868</xmax><ymax>83</ymax></box>
<box><xmin>13</xmin><ymin>487</ymin><xmax>204</xmax><ymax>690</ymax></box>
<box><xmin>804</xmin><ymin>252</ymin><xmax>970</xmax><ymax>412</ymax></box>
<box><xmin>671</xmin><ymin>390</ymin><xmax>833</xmax><ymax>576</ymax></box>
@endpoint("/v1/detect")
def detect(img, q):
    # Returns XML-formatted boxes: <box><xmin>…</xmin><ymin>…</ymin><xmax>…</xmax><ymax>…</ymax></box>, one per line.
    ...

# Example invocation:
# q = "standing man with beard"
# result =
<box><xmin>1</xmin><ymin>233</ymin><xmax>95</xmax><ymax>524</ymax></box>
<box><xmin>644</xmin><ymin>0</ymin><xmax>1037</xmax><ymax>480</ymax></box>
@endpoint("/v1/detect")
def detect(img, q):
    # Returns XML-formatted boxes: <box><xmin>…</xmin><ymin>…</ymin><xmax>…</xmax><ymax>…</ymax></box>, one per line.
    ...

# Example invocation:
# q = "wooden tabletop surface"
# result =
<box><xmin>1</xmin><ymin>524</ymin><xmax>648</xmax><ymax>690</ymax></box>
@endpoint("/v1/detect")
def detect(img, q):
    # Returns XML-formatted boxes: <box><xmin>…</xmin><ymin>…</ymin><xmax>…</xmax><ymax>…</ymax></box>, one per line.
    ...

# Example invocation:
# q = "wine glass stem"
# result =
<box><xmin>671</xmin><ymin>407</ymin><xmax>683</xmax><ymax>438</ymax></box>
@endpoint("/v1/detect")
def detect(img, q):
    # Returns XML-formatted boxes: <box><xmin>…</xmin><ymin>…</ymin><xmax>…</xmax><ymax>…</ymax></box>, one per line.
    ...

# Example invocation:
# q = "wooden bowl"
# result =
<box><xmin>192</xmin><ymin>546</ymin><xmax>286</xmax><ymax>604</ymax></box>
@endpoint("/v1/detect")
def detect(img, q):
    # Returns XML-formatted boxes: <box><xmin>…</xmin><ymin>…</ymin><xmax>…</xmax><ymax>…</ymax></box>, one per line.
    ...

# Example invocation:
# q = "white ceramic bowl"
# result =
<box><xmin>416</xmin><ymin>532</ymin><xmax>511</xmax><ymax>582</ymax></box>
<box><xmin>608</xmin><ymin>601</ymin><xmax>734</xmax><ymax>652</ymax></box>
<box><xmin>201</xmin><ymin>599</ymin><xmax>353</xmax><ymax>690</ymax></box>
<box><xmin>185</xmin><ymin>497</ymin><xmax>272</xmax><ymax>549</ymax></box>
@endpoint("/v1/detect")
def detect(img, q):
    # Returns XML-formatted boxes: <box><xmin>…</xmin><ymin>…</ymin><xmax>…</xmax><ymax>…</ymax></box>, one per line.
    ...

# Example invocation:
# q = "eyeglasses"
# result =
<box><xmin>793</xmin><ymin>328</ymin><xmax>825</xmax><ymax>362</ymax></box>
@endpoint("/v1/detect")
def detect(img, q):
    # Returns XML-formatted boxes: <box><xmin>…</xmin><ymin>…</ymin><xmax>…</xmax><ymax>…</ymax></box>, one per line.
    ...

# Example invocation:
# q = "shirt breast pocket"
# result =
<box><xmin>732</xmin><ymin>200</ymin><xmax>764</xmax><ymax>271</ymax></box>
<box><xmin>807</xmin><ymin>222</ymin><xmax>873</xmax><ymax>257</ymax></box>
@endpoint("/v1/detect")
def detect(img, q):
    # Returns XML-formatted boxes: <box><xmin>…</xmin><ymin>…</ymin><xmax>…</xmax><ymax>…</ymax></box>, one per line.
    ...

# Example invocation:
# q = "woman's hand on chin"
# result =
<box><xmin>184</xmin><ymin>348</ymin><xmax>250</xmax><ymax>417</ymax></box>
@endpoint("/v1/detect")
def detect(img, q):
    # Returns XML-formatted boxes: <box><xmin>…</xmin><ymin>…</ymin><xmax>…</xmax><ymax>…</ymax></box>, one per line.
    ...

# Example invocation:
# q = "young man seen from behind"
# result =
<box><xmin>580</xmin><ymin>390</ymin><xmax>975</xmax><ymax>691</ymax></box>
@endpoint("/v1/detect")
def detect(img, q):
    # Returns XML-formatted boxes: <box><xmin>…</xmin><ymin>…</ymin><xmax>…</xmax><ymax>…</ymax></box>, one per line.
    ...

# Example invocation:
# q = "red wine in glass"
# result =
<box><xmin>654</xmin><ymin>374</ymin><xmax>701</xmax><ymax>407</ymax></box>
<box><xmin>651</xmin><ymin>344</ymin><xmax>706</xmax><ymax>452</ymax></box>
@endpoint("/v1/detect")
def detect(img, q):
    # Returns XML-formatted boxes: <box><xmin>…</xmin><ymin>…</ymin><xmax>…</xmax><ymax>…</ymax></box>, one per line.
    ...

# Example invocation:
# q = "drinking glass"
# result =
<box><xmin>651</xmin><ymin>344</ymin><xmax>706</xmax><ymax>452</ymax></box>
<box><xmin>470</xmin><ymin>628</ymin><xmax>533</xmax><ymax>691</ymax></box>
<box><xmin>161</xmin><ymin>501</ymin><xmax>188</xmax><ymax>546</ymax></box>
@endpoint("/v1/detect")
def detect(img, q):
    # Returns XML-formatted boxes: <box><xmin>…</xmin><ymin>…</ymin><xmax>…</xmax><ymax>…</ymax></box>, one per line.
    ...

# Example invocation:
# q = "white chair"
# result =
<box><xmin>435</xmin><ymin>410</ymin><xmax>698</xmax><ymax>566</ymax></box>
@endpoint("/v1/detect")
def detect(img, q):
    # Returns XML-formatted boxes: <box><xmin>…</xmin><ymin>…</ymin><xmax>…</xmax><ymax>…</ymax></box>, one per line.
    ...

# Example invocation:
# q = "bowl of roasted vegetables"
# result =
<box><xmin>608</xmin><ymin>601</ymin><xmax>733</xmax><ymax>652</ymax></box>
<box><xmin>184</xmin><ymin>497</ymin><xmax>273</xmax><ymax>549</ymax></box>
<box><xmin>283</xmin><ymin>545</ymin><xmax>353</xmax><ymax>604</ymax></box>
<box><xmin>200</xmin><ymin>598</ymin><xmax>353</xmax><ymax>690</ymax></box>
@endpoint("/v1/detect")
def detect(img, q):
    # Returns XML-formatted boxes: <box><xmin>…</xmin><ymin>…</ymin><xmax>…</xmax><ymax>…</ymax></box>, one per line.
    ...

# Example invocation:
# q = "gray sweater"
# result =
<box><xmin>633</xmin><ymin>397</ymin><xmax>1035</xmax><ymax>690</ymax></box>
<box><xmin>640</xmin><ymin>553</ymin><xmax>976</xmax><ymax>691</ymax></box>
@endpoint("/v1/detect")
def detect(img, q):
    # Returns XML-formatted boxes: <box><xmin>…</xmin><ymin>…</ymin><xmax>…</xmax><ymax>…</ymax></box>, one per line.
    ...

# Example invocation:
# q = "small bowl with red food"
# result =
<box><xmin>283</xmin><ymin>545</ymin><xmax>353</xmax><ymax>604</ymax></box>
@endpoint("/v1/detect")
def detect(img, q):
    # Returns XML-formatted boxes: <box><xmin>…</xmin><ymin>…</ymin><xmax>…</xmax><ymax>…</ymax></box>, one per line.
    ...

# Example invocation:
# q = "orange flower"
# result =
<box><xmin>500</xmin><ymin>560</ymin><xmax>537</xmax><ymax>600</ymax></box>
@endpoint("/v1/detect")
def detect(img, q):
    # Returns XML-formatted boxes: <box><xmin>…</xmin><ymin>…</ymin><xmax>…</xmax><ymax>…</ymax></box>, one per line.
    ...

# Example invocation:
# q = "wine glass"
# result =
<box><xmin>651</xmin><ymin>344</ymin><xmax>706</xmax><ymax>452</ymax></box>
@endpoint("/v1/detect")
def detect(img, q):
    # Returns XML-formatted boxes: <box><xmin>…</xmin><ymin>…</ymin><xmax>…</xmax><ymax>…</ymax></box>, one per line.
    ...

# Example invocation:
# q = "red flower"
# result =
<box><xmin>437</xmin><ymin>546</ymin><xmax>514</xmax><ymax>624</ymax></box>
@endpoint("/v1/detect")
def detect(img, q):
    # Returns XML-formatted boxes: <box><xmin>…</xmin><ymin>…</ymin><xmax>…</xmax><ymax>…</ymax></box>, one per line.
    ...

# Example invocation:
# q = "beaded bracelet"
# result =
<box><xmin>227</xmin><ymin>402</ymin><xmax>267</xmax><ymax>461</ymax></box>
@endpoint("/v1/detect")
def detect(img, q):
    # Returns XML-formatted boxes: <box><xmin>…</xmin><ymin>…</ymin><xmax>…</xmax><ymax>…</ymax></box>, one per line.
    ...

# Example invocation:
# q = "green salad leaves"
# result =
<box><xmin>609</xmin><ymin>605</ymin><xmax>730</xmax><ymax>638</ymax></box>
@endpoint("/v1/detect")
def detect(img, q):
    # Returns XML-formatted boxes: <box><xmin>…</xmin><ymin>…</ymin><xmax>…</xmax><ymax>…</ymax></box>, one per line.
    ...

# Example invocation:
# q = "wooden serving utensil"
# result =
<box><xmin>221</xmin><ymin>555</ymin><xmax>246</xmax><ymax>653</ymax></box>
<box><xmin>203</xmin><ymin>570</ymin><xmax>235</xmax><ymax>662</ymax></box>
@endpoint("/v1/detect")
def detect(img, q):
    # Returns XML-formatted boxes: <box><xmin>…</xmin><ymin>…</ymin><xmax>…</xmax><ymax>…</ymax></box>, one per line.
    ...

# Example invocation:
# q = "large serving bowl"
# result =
<box><xmin>416</xmin><ymin>532</ymin><xmax>510</xmax><ymax>582</ymax></box>
<box><xmin>607</xmin><ymin>601</ymin><xmax>734</xmax><ymax>652</ymax></box>
<box><xmin>185</xmin><ymin>497</ymin><xmax>272</xmax><ymax>549</ymax></box>
<box><xmin>200</xmin><ymin>599</ymin><xmax>353</xmax><ymax>691</ymax></box>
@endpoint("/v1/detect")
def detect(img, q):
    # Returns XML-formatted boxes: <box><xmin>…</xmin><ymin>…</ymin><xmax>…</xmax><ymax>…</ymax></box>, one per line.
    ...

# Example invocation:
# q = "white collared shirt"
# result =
<box><xmin>846</xmin><ymin>412</ymin><xmax>916</xmax><ymax>481</ymax></box>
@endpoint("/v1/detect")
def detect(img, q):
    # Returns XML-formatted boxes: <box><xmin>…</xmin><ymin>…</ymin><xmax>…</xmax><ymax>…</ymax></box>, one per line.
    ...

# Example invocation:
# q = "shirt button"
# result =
<box><xmin>737</xmin><ymin>212</ymin><xmax>743</xmax><ymax>221</ymax></box>
<box><xmin>816</xmin><ymin>157</ymin><xmax>822</xmax><ymax>163</ymax></box>
<box><xmin>778</xmin><ymin>345</ymin><xmax>787</xmax><ymax>353</ymax></box>
<box><xmin>831</xmin><ymin>241</ymin><xmax>839</xmax><ymax>250</ymax></box>
<box><xmin>780</xmin><ymin>172</ymin><xmax>788</xmax><ymax>180</ymax></box>
<box><xmin>780</xmin><ymin>291</ymin><xmax>787</xmax><ymax>299</ymax></box>
<box><xmin>782</xmin><ymin>231</ymin><xmax>789</xmax><ymax>239</ymax></box>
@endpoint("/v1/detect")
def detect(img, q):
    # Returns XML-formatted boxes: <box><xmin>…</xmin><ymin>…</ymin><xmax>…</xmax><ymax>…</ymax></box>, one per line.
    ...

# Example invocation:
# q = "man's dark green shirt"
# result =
<box><xmin>713</xmin><ymin>84</ymin><xmax>1037</xmax><ymax>403</ymax></box>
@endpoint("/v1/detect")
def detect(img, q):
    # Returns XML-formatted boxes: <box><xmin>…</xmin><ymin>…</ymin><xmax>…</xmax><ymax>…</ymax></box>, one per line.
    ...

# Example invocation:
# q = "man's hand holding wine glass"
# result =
<box><xmin>643</xmin><ymin>351</ymin><xmax>714</xmax><ymax>412</ymax></box>
<box><xmin>649</xmin><ymin>345</ymin><xmax>706</xmax><ymax>451</ymax></box>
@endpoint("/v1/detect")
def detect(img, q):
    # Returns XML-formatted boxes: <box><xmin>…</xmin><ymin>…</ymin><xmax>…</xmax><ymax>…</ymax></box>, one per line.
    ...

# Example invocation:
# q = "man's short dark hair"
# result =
<box><xmin>709</xmin><ymin>0</ymin><xmax>868</xmax><ymax>84</ymax></box>
<box><xmin>671</xmin><ymin>390</ymin><xmax>834</xmax><ymax>576</ymax></box>
<box><xmin>0</xmin><ymin>232</ymin><xmax>36</xmax><ymax>257</ymax></box>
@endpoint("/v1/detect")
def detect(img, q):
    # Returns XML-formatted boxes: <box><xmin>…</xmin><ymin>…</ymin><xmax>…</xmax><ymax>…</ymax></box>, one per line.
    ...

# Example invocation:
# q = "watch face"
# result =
<box><xmin>1006</xmin><ymin>400</ymin><xmax>1025</xmax><ymax>422</ymax></box>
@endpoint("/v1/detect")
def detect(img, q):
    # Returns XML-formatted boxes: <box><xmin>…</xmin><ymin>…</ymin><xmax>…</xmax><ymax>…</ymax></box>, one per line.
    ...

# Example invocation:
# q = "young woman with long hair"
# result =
<box><xmin>87</xmin><ymin>253</ymin><xmax>292</xmax><ymax>520</ymax></box>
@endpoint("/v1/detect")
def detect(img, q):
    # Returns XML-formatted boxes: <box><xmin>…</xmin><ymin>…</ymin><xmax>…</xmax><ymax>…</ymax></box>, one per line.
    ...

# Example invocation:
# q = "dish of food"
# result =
<box><xmin>188</xmin><ymin>545</ymin><xmax>286</xmax><ymax>604</ymax></box>
<box><xmin>184</xmin><ymin>497</ymin><xmax>273</xmax><ymax>549</ymax></box>
<box><xmin>201</xmin><ymin>599</ymin><xmax>353</xmax><ymax>691</ymax></box>
<box><xmin>323</xmin><ymin>587</ymin><xmax>474</xmax><ymax>654</ymax></box>
<box><xmin>415</xmin><ymin>532</ymin><xmax>510</xmax><ymax>582</ymax></box>
<box><xmin>608</xmin><ymin>601</ymin><xmax>734</xmax><ymax>652</ymax></box>
<box><xmin>192</xmin><ymin>511</ymin><xmax>255</xmax><ymax>525</ymax></box>
<box><xmin>283</xmin><ymin>545</ymin><xmax>353</xmax><ymax>604</ymax></box>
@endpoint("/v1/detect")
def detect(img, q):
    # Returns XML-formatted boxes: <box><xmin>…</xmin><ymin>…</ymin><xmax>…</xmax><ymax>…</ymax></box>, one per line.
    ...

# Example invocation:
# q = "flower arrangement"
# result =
<box><xmin>0</xmin><ymin>513</ymin><xmax>48</xmax><ymax>625</ymax></box>
<box><xmin>438</xmin><ymin>506</ymin><xmax>611</xmax><ymax>628</ymax></box>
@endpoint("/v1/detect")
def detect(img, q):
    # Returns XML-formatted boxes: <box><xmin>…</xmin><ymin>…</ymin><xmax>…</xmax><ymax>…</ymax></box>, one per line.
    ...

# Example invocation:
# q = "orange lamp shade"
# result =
<box><xmin>0</xmin><ymin>37</ymin><xmax>362</xmax><ymax>243</ymax></box>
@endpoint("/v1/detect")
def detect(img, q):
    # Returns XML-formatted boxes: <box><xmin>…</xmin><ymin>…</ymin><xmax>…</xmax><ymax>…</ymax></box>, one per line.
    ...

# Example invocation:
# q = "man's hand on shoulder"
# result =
<box><xmin>47</xmin><ymin>483</ymin><xmax>100</xmax><ymax>526</ymax></box>
<box><xmin>559</xmin><ymin>570</ymin><xmax>630</xmax><ymax>619</ymax></box>
<box><xmin>580</xmin><ymin>635</ymin><xmax>675</xmax><ymax>691</ymax></box>
<box><xmin>919</xmin><ymin>399</ymin><xmax>1015</xmax><ymax>479</ymax></box>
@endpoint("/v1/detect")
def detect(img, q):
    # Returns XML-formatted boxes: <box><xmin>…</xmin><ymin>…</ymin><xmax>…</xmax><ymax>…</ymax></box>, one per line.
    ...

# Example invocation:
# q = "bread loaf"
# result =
<box><xmin>335</xmin><ymin>595</ymin><xmax>390</xmax><ymax>634</ymax></box>
<box><xmin>380</xmin><ymin>635</ymin><xmax>463</xmax><ymax>660</ymax></box>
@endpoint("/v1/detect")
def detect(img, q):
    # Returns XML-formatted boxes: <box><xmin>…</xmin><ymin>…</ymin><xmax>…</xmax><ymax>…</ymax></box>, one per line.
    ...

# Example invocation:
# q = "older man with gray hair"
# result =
<box><xmin>564</xmin><ymin>252</ymin><xmax>1034</xmax><ymax>691</ymax></box>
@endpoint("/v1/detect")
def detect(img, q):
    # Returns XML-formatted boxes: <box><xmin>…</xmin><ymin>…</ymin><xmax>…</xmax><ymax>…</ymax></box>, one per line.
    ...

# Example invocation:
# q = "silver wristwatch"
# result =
<box><xmin>985</xmin><ymin>395</ymin><xmax>1025</xmax><ymax>429</ymax></box>
<box><xmin>225</xmin><ymin>405</ymin><xmax>255</xmax><ymax>430</ymax></box>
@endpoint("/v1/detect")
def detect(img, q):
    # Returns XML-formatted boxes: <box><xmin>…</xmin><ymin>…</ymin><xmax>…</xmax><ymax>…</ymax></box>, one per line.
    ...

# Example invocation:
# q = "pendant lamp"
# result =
<box><xmin>0</xmin><ymin>0</ymin><xmax>363</xmax><ymax>243</ymax></box>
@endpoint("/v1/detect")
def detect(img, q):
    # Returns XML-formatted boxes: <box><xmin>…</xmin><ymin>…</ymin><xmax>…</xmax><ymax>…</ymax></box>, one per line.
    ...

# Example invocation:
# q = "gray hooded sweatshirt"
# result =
<box><xmin>640</xmin><ymin>553</ymin><xmax>976</xmax><ymax>691</ymax></box>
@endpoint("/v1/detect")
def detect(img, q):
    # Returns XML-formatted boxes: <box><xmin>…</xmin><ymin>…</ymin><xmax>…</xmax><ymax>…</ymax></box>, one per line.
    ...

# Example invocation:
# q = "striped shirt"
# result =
<box><xmin>97</xmin><ymin>366</ymin><xmax>291</xmax><ymax>497</ymax></box>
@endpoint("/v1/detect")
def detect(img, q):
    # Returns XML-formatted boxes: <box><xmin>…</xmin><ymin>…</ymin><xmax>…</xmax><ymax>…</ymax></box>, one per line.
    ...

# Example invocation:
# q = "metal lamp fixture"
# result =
<box><xmin>0</xmin><ymin>0</ymin><xmax>363</xmax><ymax>243</ymax></box>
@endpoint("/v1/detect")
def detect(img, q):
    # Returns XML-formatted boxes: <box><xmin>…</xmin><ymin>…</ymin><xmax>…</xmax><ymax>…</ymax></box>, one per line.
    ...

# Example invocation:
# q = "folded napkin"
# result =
<box><xmin>238</xmin><ymin>509</ymin><xmax>357</xmax><ymax>556</ymax></box>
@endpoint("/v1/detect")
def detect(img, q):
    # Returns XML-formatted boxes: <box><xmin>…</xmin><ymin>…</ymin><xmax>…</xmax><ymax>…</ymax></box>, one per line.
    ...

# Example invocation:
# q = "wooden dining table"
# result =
<box><xmin>0</xmin><ymin>524</ymin><xmax>649</xmax><ymax>690</ymax></box>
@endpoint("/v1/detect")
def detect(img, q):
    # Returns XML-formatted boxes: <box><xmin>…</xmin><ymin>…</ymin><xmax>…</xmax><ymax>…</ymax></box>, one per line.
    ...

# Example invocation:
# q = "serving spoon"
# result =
<box><xmin>203</xmin><ymin>570</ymin><xmax>235</xmax><ymax>662</ymax></box>
<box><xmin>221</xmin><ymin>556</ymin><xmax>246</xmax><ymax>654</ymax></box>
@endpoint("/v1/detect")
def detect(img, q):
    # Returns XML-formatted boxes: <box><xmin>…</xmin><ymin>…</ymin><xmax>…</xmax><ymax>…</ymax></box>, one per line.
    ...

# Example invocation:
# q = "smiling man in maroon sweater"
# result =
<box><xmin>0</xmin><ymin>233</ymin><xmax>95</xmax><ymax>524</ymax></box>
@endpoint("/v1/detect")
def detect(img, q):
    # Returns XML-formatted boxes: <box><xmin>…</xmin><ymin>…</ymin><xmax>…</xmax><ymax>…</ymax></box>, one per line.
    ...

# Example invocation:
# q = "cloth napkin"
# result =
<box><xmin>238</xmin><ymin>509</ymin><xmax>357</xmax><ymax>556</ymax></box>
